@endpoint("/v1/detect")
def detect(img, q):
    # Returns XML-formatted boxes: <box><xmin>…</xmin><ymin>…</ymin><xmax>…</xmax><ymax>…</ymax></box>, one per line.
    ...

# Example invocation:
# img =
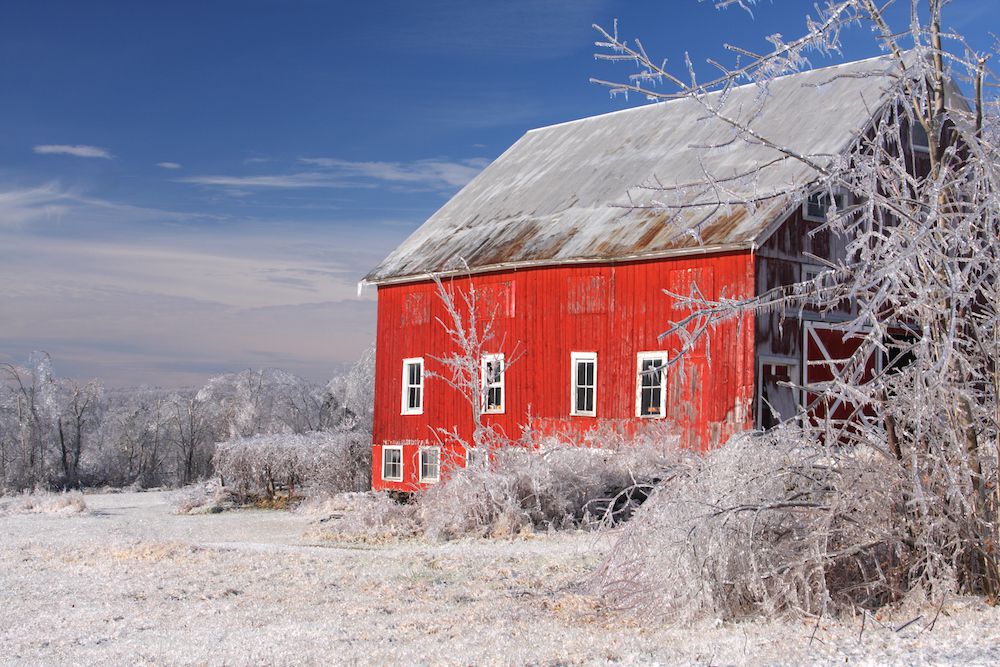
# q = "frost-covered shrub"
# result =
<box><xmin>593</xmin><ymin>428</ymin><xmax>908</xmax><ymax>622</ymax></box>
<box><xmin>214</xmin><ymin>431</ymin><xmax>370</xmax><ymax>502</ymax></box>
<box><xmin>308</xmin><ymin>437</ymin><xmax>677</xmax><ymax>543</ymax></box>
<box><xmin>300</xmin><ymin>492</ymin><xmax>419</xmax><ymax>543</ymax></box>
<box><xmin>0</xmin><ymin>490</ymin><xmax>88</xmax><ymax>516</ymax></box>
<box><xmin>170</xmin><ymin>479</ymin><xmax>239</xmax><ymax>515</ymax></box>
<box><xmin>417</xmin><ymin>439</ymin><xmax>676</xmax><ymax>540</ymax></box>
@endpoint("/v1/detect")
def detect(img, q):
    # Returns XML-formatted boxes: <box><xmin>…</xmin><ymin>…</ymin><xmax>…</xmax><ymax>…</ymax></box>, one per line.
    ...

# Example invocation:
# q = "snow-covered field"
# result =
<box><xmin>2</xmin><ymin>491</ymin><xmax>999</xmax><ymax>666</ymax></box>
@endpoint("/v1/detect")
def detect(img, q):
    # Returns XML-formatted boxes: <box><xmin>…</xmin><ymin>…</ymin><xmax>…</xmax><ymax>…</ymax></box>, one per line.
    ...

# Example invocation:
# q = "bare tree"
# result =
<box><xmin>1</xmin><ymin>353</ymin><xmax>57</xmax><ymax>490</ymax></box>
<box><xmin>591</xmin><ymin>0</ymin><xmax>1000</xmax><ymax>614</ymax></box>
<box><xmin>428</xmin><ymin>274</ymin><xmax>525</xmax><ymax>460</ymax></box>
<box><xmin>55</xmin><ymin>379</ymin><xmax>102</xmax><ymax>489</ymax></box>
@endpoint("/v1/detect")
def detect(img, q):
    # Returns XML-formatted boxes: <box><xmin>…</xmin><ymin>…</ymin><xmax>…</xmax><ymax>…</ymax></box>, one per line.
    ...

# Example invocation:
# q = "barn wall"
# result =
<box><xmin>372</xmin><ymin>251</ymin><xmax>756</xmax><ymax>491</ymax></box>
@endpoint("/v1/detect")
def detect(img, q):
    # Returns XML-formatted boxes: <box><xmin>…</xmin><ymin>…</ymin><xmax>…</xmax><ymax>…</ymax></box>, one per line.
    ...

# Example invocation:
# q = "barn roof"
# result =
<box><xmin>364</xmin><ymin>54</ymin><xmax>908</xmax><ymax>285</ymax></box>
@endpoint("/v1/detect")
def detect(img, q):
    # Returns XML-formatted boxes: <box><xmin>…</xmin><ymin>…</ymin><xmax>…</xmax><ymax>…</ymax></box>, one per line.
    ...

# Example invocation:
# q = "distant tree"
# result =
<box><xmin>54</xmin><ymin>379</ymin><xmax>102</xmax><ymax>489</ymax></box>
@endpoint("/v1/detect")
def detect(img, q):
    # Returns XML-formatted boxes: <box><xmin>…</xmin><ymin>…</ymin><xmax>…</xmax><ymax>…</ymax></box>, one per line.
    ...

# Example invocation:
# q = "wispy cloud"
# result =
<box><xmin>176</xmin><ymin>172</ymin><xmax>369</xmax><ymax>189</ymax></box>
<box><xmin>0</xmin><ymin>183</ymin><xmax>397</xmax><ymax>385</ymax></box>
<box><xmin>156</xmin><ymin>161</ymin><xmax>182</xmax><ymax>170</ymax></box>
<box><xmin>299</xmin><ymin>157</ymin><xmax>488</xmax><ymax>189</ymax></box>
<box><xmin>179</xmin><ymin>156</ymin><xmax>488</xmax><ymax>194</ymax></box>
<box><xmin>0</xmin><ymin>183</ymin><xmax>213</xmax><ymax>230</ymax></box>
<box><xmin>33</xmin><ymin>144</ymin><xmax>113</xmax><ymax>159</ymax></box>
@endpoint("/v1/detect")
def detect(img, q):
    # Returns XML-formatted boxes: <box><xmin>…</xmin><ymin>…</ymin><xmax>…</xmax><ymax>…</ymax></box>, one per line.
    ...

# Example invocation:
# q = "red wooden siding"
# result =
<box><xmin>371</xmin><ymin>251</ymin><xmax>756</xmax><ymax>491</ymax></box>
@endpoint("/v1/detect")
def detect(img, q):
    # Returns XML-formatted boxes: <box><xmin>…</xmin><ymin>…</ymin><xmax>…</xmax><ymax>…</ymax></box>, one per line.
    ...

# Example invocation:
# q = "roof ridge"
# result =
<box><xmin>527</xmin><ymin>51</ymin><xmax>901</xmax><ymax>135</ymax></box>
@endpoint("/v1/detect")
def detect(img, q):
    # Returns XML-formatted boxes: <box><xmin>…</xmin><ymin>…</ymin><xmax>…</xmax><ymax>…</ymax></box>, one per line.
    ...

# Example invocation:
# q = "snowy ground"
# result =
<box><xmin>2</xmin><ymin>492</ymin><xmax>1000</xmax><ymax>666</ymax></box>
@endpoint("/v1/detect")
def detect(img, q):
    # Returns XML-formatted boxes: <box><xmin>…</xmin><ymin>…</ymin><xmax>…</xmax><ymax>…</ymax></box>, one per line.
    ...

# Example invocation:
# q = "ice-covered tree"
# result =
<box><xmin>592</xmin><ymin>0</ymin><xmax>1000</xmax><ymax>615</ymax></box>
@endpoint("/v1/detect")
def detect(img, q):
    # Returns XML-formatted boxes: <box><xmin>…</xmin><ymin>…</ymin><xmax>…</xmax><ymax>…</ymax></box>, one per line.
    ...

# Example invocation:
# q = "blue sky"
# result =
<box><xmin>0</xmin><ymin>1</ymin><xmax>994</xmax><ymax>387</ymax></box>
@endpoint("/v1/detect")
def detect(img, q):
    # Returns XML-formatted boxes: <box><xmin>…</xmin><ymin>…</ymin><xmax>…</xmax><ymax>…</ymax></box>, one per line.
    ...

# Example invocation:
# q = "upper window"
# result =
<box><xmin>401</xmin><ymin>357</ymin><xmax>424</xmax><ymax>415</ymax></box>
<box><xmin>481</xmin><ymin>353</ymin><xmax>505</xmax><ymax>414</ymax></box>
<box><xmin>802</xmin><ymin>191</ymin><xmax>847</xmax><ymax>223</ymax></box>
<box><xmin>381</xmin><ymin>446</ymin><xmax>403</xmax><ymax>482</ymax></box>
<box><xmin>636</xmin><ymin>353</ymin><xmax>667</xmax><ymax>418</ymax></box>
<box><xmin>419</xmin><ymin>446</ymin><xmax>440</xmax><ymax>483</ymax></box>
<box><xmin>571</xmin><ymin>352</ymin><xmax>597</xmax><ymax>416</ymax></box>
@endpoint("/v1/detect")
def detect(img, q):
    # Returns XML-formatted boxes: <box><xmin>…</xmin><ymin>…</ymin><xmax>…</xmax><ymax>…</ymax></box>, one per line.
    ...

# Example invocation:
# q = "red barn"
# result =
<box><xmin>361</xmin><ymin>55</ymin><xmax>927</xmax><ymax>492</ymax></box>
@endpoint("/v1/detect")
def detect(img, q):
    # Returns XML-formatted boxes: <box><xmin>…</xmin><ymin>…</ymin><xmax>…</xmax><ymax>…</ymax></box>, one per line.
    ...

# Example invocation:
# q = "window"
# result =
<box><xmin>636</xmin><ymin>353</ymin><xmax>667</xmax><ymax>418</ymax></box>
<box><xmin>910</xmin><ymin>121</ymin><xmax>930</xmax><ymax>153</ymax></box>
<box><xmin>401</xmin><ymin>357</ymin><xmax>424</xmax><ymax>415</ymax></box>
<box><xmin>756</xmin><ymin>358</ymin><xmax>801</xmax><ymax>430</ymax></box>
<box><xmin>465</xmin><ymin>447</ymin><xmax>483</xmax><ymax>468</ymax></box>
<box><xmin>802</xmin><ymin>191</ymin><xmax>847</xmax><ymax>223</ymax></box>
<box><xmin>571</xmin><ymin>352</ymin><xmax>597</xmax><ymax>416</ymax></box>
<box><xmin>419</xmin><ymin>447</ymin><xmax>440</xmax><ymax>483</ymax></box>
<box><xmin>481</xmin><ymin>353</ymin><xmax>505</xmax><ymax>414</ymax></box>
<box><xmin>381</xmin><ymin>446</ymin><xmax>403</xmax><ymax>482</ymax></box>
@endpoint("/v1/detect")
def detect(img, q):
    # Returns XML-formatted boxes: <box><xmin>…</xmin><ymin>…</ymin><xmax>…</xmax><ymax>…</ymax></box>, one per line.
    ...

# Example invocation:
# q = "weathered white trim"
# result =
<box><xmin>570</xmin><ymin>351</ymin><xmax>598</xmax><ymax>417</ymax></box>
<box><xmin>418</xmin><ymin>446</ymin><xmax>441</xmax><ymax>484</ymax></box>
<box><xmin>381</xmin><ymin>445</ymin><xmax>403</xmax><ymax>482</ymax></box>
<box><xmin>481</xmin><ymin>353</ymin><xmax>505</xmax><ymax>415</ymax></box>
<box><xmin>401</xmin><ymin>357</ymin><xmax>424</xmax><ymax>415</ymax></box>
<box><xmin>635</xmin><ymin>351</ymin><xmax>668</xmax><ymax>419</ymax></box>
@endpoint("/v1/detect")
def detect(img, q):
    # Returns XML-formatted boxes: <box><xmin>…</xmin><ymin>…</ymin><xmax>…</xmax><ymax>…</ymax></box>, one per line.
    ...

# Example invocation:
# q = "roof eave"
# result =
<box><xmin>361</xmin><ymin>242</ymin><xmax>755</xmax><ymax>288</ymax></box>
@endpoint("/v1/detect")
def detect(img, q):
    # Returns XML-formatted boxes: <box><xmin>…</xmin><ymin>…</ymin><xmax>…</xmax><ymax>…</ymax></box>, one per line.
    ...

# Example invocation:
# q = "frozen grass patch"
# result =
<box><xmin>0</xmin><ymin>490</ymin><xmax>88</xmax><ymax>516</ymax></box>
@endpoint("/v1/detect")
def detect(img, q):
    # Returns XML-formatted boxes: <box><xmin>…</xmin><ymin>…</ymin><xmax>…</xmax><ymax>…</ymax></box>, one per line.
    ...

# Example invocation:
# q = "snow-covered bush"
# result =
<box><xmin>308</xmin><ymin>436</ymin><xmax>676</xmax><ymax>542</ymax></box>
<box><xmin>417</xmin><ymin>439</ymin><xmax>676</xmax><ymax>540</ymax></box>
<box><xmin>0</xmin><ymin>490</ymin><xmax>88</xmax><ymax>516</ymax></box>
<box><xmin>301</xmin><ymin>492</ymin><xmax>419</xmax><ymax>543</ymax></box>
<box><xmin>214</xmin><ymin>431</ymin><xmax>370</xmax><ymax>502</ymax></box>
<box><xmin>170</xmin><ymin>479</ymin><xmax>239</xmax><ymax>515</ymax></box>
<box><xmin>593</xmin><ymin>428</ymin><xmax>912</xmax><ymax>622</ymax></box>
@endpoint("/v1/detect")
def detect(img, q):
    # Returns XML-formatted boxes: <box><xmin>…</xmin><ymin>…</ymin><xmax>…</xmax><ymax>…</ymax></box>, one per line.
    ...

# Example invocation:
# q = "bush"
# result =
<box><xmin>592</xmin><ymin>427</ymin><xmax>911</xmax><ymax>623</ymax></box>
<box><xmin>0</xmin><ymin>490</ymin><xmax>88</xmax><ymax>516</ymax></box>
<box><xmin>300</xmin><ymin>492</ymin><xmax>419</xmax><ymax>543</ymax></box>
<box><xmin>170</xmin><ymin>479</ymin><xmax>239</xmax><ymax>514</ymax></box>
<box><xmin>213</xmin><ymin>431</ymin><xmax>370</xmax><ymax>502</ymax></box>
<box><xmin>308</xmin><ymin>436</ymin><xmax>677</xmax><ymax>542</ymax></box>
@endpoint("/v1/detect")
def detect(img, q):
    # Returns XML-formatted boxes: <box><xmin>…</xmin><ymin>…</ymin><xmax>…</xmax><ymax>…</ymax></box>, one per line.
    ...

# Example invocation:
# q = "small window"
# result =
<box><xmin>802</xmin><ymin>191</ymin><xmax>846</xmax><ymax>223</ymax></box>
<box><xmin>381</xmin><ymin>446</ymin><xmax>403</xmax><ymax>482</ymax></box>
<box><xmin>481</xmin><ymin>353</ymin><xmax>505</xmax><ymax>414</ymax></box>
<box><xmin>401</xmin><ymin>357</ymin><xmax>424</xmax><ymax>415</ymax></box>
<box><xmin>571</xmin><ymin>352</ymin><xmax>597</xmax><ymax>416</ymax></box>
<box><xmin>465</xmin><ymin>447</ymin><xmax>482</xmax><ymax>468</ymax></box>
<box><xmin>419</xmin><ymin>446</ymin><xmax>440</xmax><ymax>483</ymax></box>
<box><xmin>636</xmin><ymin>353</ymin><xmax>667</xmax><ymax>418</ymax></box>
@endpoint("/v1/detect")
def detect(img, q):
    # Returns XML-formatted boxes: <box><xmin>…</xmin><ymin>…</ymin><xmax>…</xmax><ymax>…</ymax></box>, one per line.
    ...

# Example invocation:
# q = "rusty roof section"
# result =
<box><xmin>364</xmin><ymin>54</ymin><xmax>905</xmax><ymax>285</ymax></box>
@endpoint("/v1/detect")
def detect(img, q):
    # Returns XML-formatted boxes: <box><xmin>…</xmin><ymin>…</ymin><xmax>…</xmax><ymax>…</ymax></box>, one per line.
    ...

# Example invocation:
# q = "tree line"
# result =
<box><xmin>0</xmin><ymin>347</ymin><xmax>374</xmax><ymax>493</ymax></box>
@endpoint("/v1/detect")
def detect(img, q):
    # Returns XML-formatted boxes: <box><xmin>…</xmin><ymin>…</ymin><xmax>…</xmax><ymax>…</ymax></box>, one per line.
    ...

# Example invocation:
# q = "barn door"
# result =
<box><xmin>802</xmin><ymin>321</ymin><xmax>878</xmax><ymax>431</ymax></box>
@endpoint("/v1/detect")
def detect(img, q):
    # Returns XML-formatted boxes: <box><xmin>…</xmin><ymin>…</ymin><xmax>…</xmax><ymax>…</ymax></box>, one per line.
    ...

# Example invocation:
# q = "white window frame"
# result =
<box><xmin>570</xmin><ymin>352</ymin><xmax>598</xmax><ymax>417</ymax></box>
<box><xmin>481</xmin><ymin>353</ymin><xmax>505</xmax><ymax>414</ymax></box>
<box><xmin>802</xmin><ymin>189</ymin><xmax>849</xmax><ymax>223</ymax></box>
<box><xmin>755</xmin><ymin>356</ymin><xmax>802</xmax><ymax>429</ymax></box>
<box><xmin>635</xmin><ymin>352</ymin><xmax>668</xmax><ymax>418</ymax></box>
<box><xmin>418</xmin><ymin>446</ymin><xmax>440</xmax><ymax>483</ymax></box>
<box><xmin>401</xmin><ymin>357</ymin><xmax>424</xmax><ymax>415</ymax></box>
<box><xmin>381</xmin><ymin>445</ymin><xmax>403</xmax><ymax>482</ymax></box>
